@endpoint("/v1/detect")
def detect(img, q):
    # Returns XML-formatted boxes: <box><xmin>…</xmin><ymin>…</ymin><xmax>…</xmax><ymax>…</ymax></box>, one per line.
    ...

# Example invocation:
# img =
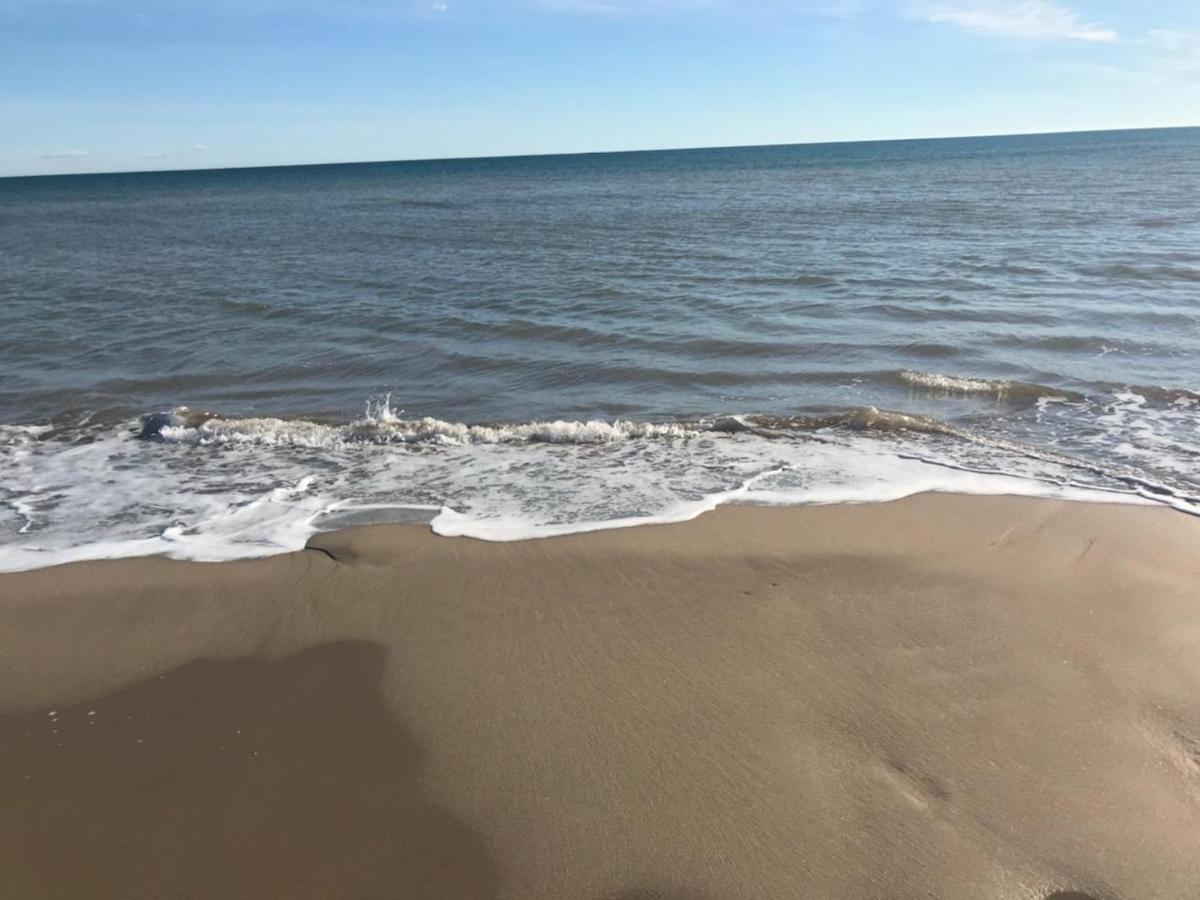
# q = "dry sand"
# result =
<box><xmin>2</xmin><ymin>493</ymin><xmax>1199</xmax><ymax>899</ymax></box>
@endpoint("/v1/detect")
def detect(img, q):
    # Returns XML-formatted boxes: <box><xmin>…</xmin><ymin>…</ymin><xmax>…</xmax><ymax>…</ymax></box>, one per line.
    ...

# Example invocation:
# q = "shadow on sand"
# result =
<box><xmin>0</xmin><ymin>640</ymin><xmax>501</xmax><ymax>899</ymax></box>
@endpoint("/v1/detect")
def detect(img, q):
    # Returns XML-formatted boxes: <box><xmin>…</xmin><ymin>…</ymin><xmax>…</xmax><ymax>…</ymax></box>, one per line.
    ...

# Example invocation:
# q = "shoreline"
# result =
<box><xmin>1</xmin><ymin>478</ymin><xmax>1173</xmax><ymax>574</ymax></box>
<box><xmin>3</xmin><ymin>494</ymin><xmax>1200</xmax><ymax>898</ymax></box>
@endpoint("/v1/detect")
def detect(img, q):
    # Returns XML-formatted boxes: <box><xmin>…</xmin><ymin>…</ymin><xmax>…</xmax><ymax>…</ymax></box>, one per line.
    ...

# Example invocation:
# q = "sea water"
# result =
<box><xmin>2</xmin><ymin>127</ymin><xmax>1198</xmax><ymax>570</ymax></box>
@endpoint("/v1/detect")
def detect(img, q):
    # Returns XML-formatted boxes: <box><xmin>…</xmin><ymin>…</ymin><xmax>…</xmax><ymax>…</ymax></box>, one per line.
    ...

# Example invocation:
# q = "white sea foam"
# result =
<box><xmin>1</xmin><ymin>404</ymin><xmax>1181</xmax><ymax>573</ymax></box>
<box><xmin>154</xmin><ymin>399</ymin><xmax>699</xmax><ymax>448</ymax></box>
<box><xmin>428</xmin><ymin>451</ymin><xmax>1149</xmax><ymax>542</ymax></box>
<box><xmin>1</xmin><ymin>424</ymin><xmax>54</xmax><ymax>439</ymax></box>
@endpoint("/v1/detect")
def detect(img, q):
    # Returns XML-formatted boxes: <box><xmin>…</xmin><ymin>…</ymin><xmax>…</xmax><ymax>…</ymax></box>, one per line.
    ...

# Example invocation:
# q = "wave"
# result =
<box><xmin>130</xmin><ymin>397</ymin><xmax>1200</xmax><ymax>515</ymax></box>
<box><xmin>733</xmin><ymin>273</ymin><xmax>839</xmax><ymax>288</ymax></box>
<box><xmin>897</xmin><ymin>370</ymin><xmax>1081</xmax><ymax>402</ymax></box>
<box><xmin>134</xmin><ymin>384</ymin><xmax>1190</xmax><ymax>459</ymax></box>
<box><xmin>136</xmin><ymin>399</ymin><xmax>1048</xmax><ymax>449</ymax></box>
<box><xmin>141</xmin><ymin>400</ymin><xmax>701</xmax><ymax>448</ymax></box>
<box><xmin>1</xmin><ymin>424</ymin><xmax>54</xmax><ymax>441</ymax></box>
<box><xmin>1115</xmin><ymin>385</ymin><xmax>1200</xmax><ymax>407</ymax></box>
<box><xmin>1134</xmin><ymin>217</ymin><xmax>1179</xmax><ymax>229</ymax></box>
<box><xmin>1081</xmin><ymin>263</ymin><xmax>1200</xmax><ymax>283</ymax></box>
<box><xmin>714</xmin><ymin>406</ymin><xmax>1200</xmax><ymax>512</ymax></box>
<box><xmin>6</xmin><ymin>389</ymin><xmax>1200</xmax><ymax>573</ymax></box>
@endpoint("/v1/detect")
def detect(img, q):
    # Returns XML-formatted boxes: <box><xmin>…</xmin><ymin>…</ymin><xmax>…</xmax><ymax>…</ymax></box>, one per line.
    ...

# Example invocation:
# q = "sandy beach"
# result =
<box><xmin>2</xmin><ymin>493</ymin><xmax>1199</xmax><ymax>899</ymax></box>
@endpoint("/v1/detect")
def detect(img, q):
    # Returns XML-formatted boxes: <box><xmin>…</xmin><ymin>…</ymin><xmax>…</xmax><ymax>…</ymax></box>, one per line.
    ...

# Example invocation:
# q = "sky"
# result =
<box><xmin>1</xmin><ymin>0</ymin><xmax>1197</xmax><ymax>176</ymax></box>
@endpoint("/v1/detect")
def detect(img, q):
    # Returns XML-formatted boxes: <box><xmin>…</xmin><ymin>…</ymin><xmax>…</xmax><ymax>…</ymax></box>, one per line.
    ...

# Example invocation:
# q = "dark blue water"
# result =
<box><xmin>2</xmin><ymin>127</ymin><xmax>1199</xmax><ymax>568</ymax></box>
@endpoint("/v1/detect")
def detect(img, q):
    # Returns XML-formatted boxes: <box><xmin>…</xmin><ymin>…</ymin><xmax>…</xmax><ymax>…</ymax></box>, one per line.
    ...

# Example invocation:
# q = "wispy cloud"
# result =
<box><xmin>918</xmin><ymin>1</ymin><xmax>1117</xmax><ymax>43</ymax></box>
<box><xmin>534</xmin><ymin>0</ymin><xmax>863</xmax><ymax>16</ymax></box>
<box><xmin>535</xmin><ymin>0</ymin><xmax>657</xmax><ymax>13</ymax></box>
<box><xmin>37</xmin><ymin>149</ymin><xmax>90</xmax><ymax>160</ymax></box>
<box><xmin>1146</xmin><ymin>29</ymin><xmax>1200</xmax><ymax>72</ymax></box>
<box><xmin>1</xmin><ymin>0</ymin><xmax>868</xmax><ymax>25</ymax></box>
<box><xmin>143</xmin><ymin>144</ymin><xmax>213</xmax><ymax>159</ymax></box>
<box><xmin>1049</xmin><ymin>28</ymin><xmax>1200</xmax><ymax>86</ymax></box>
<box><xmin>1047</xmin><ymin>60</ymin><xmax>1162</xmax><ymax>86</ymax></box>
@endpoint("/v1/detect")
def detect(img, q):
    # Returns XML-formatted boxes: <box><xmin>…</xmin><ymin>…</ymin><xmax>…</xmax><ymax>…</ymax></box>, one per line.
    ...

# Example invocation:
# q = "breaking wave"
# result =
<box><xmin>4</xmin><ymin>377</ymin><xmax>1198</xmax><ymax>573</ymax></box>
<box><xmin>131</xmin><ymin>393</ymin><xmax>1200</xmax><ymax>511</ymax></box>
<box><xmin>142</xmin><ymin>399</ymin><xmax>701</xmax><ymax>447</ymax></box>
<box><xmin>898</xmin><ymin>370</ymin><xmax>1081</xmax><ymax>403</ymax></box>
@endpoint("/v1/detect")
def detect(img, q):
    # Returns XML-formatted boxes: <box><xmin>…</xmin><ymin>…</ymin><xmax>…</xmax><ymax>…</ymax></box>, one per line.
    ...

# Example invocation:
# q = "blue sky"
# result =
<box><xmin>1</xmin><ymin>0</ymin><xmax>1197</xmax><ymax>176</ymax></box>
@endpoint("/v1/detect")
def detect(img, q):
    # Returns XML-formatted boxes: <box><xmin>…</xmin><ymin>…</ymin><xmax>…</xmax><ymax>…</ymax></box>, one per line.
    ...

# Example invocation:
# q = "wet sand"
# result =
<box><xmin>2</xmin><ymin>494</ymin><xmax>1199</xmax><ymax>899</ymax></box>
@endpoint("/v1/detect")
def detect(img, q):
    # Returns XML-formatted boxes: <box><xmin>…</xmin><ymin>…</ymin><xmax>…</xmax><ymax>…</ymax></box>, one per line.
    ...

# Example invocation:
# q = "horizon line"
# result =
<box><xmin>4</xmin><ymin>122</ymin><xmax>1197</xmax><ymax>182</ymax></box>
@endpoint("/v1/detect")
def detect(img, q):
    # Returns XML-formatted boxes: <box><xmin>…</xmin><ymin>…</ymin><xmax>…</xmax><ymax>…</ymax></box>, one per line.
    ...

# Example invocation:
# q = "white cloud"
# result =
<box><xmin>919</xmin><ymin>1</ymin><xmax>1117</xmax><ymax>43</ymax></box>
<box><xmin>193</xmin><ymin>143</ymin><xmax>211</xmax><ymax>151</ymax></box>
<box><xmin>37</xmin><ymin>149</ymin><xmax>90</xmax><ymax>160</ymax></box>
<box><xmin>1146</xmin><ymin>29</ymin><xmax>1200</xmax><ymax>72</ymax></box>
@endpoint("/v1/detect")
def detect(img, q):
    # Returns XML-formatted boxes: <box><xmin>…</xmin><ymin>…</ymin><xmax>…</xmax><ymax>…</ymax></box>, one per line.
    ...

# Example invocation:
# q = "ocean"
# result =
<box><xmin>2</xmin><ymin>127</ymin><xmax>1198</xmax><ymax>570</ymax></box>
